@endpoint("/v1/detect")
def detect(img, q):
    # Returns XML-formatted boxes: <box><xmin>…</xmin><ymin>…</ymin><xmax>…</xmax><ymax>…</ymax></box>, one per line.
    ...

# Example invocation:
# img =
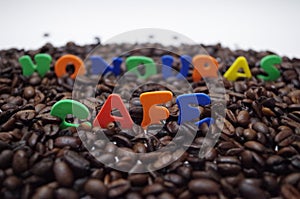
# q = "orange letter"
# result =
<box><xmin>140</xmin><ymin>91</ymin><xmax>173</xmax><ymax>129</ymax></box>
<box><xmin>55</xmin><ymin>54</ymin><xmax>86</xmax><ymax>79</ymax></box>
<box><xmin>192</xmin><ymin>55</ymin><xmax>219</xmax><ymax>82</ymax></box>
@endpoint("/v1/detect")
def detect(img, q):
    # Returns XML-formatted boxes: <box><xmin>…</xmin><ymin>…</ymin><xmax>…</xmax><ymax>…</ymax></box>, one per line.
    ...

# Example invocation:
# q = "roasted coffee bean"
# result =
<box><xmin>32</xmin><ymin>185</ymin><xmax>54</xmax><ymax>199</ymax></box>
<box><xmin>125</xmin><ymin>192</ymin><xmax>143</xmax><ymax>199</ymax></box>
<box><xmin>12</xmin><ymin>150</ymin><xmax>28</xmax><ymax>174</ymax></box>
<box><xmin>133</xmin><ymin>142</ymin><xmax>147</xmax><ymax>153</ymax></box>
<box><xmin>63</xmin><ymin>150</ymin><xmax>90</xmax><ymax>171</ymax></box>
<box><xmin>29</xmin><ymin>74</ymin><xmax>42</xmax><ymax>86</ymax></box>
<box><xmin>244</xmin><ymin>141</ymin><xmax>266</xmax><ymax>153</ymax></box>
<box><xmin>177</xmin><ymin>166</ymin><xmax>192</xmax><ymax>179</ymax></box>
<box><xmin>158</xmin><ymin>192</ymin><xmax>175</xmax><ymax>199</ymax></box>
<box><xmin>84</xmin><ymin>179</ymin><xmax>107</xmax><ymax>199</ymax></box>
<box><xmin>3</xmin><ymin>175</ymin><xmax>22</xmax><ymax>190</ymax></box>
<box><xmin>252</xmin><ymin>122</ymin><xmax>269</xmax><ymax>134</ymax></box>
<box><xmin>266</xmin><ymin>155</ymin><xmax>287</xmax><ymax>173</ymax></box>
<box><xmin>263</xmin><ymin>173</ymin><xmax>279</xmax><ymax>194</ymax></box>
<box><xmin>53</xmin><ymin>160</ymin><xmax>74</xmax><ymax>187</ymax></box>
<box><xmin>237</xmin><ymin>110</ymin><xmax>250</xmax><ymax>126</ymax></box>
<box><xmin>54</xmin><ymin>136</ymin><xmax>81</xmax><ymax>149</ymax></box>
<box><xmin>239</xmin><ymin>180</ymin><xmax>267</xmax><ymax>199</ymax></box>
<box><xmin>128</xmin><ymin>174</ymin><xmax>149</xmax><ymax>186</ymax></box>
<box><xmin>290</xmin><ymin>155</ymin><xmax>300</xmax><ymax>169</ymax></box>
<box><xmin>108</xmin><ymin>179</ymin><xmax>130</xmax><ymax>198</ymax></box>
<box><xmin>220</xmin><ymin>118</ymin><xmax>235</xmax><ymax>136</ymax></box>
<box><xmin>217</xmin><ymin>156</ymin><xmax>241</xmax><ymax>176</ymax></box>
<box><xmin>0</xmin><ymin>149</ymin><xmax>13</xmax><ymax>169</ymax></box>
<box><xmin>226</xmin><ymin>109</ymin><xmax>237</xmax><ymax>124</ymax></box>
<box><xmin>55</xmin><ymin>188</ymin><xmax>79</xmax><ymax>199</ymax></box>
<box><xmin>23</xmin><ymin>86</ymin><xmax>35</xmax><ymax>99</ymax></box>
<box><xmin>243</xmin><ymin>128</ymin><xmax>257</xmax><ymax>140</ymax></box>
<box><xmin>188</xmin><ymin>178</ymin><xmax>220</xmax><ymax>194</ymax></box>
<box><xmin>31</xmin><ymin>158</ymin><xmax>53</xmax><ymax>176</ymax></box>
<box><xmin>164</xmin><ymin>173</ymin><xmax>184</xmax><ymax>186</ymax></box>
<box><xmin>281</xmin><ymin>184</ymin><xmax>300</xmax><ymax>199</ymax></box>
<box><xmin>282</xmin><ymin>173</ymin><xmax>300</xmax><ymax>185</ymax></box>
<box><xmin>275</xmin><ymin>128</ymin><xmax>294</xmax><ymax>147</ymax></box>
<box><xmin>142</xmin><ymin>183</ymin><xmax>165</xmax><ymax>195</ymax></box>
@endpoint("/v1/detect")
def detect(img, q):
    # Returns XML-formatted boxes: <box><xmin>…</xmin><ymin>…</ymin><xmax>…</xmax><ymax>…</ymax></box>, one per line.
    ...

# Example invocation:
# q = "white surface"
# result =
<box><xmin>0</xmin><ymin>0</ymin><xmax>299</xmax><ymax>57</ymax></box>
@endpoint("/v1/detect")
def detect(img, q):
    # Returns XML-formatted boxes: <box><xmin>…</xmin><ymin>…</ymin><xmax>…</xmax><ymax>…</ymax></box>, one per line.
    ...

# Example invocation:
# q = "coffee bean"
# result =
<box><xmin>290</xmin><ymin>155</ymin><xmax>300</xmax><ymax>170</ymax></box>
<box><xmin>221</xmin><ymin>118</ymin><xmax>235</xmax><ymax>136</ymax></box>
<box><xmin>243</xmin><ymin>128</ymin><xmax>257</xmax><ymax>140</ymax></box>
<box><xmin>281</xmin><ymin>184</ymin><xmax>300</xmax><ymax>199</ymax></box>
<box><xmin>54</xmin><ymin>136</ymin><xmax>81</xmax><ymax>149</ymax></box>
<box><xmin>237</xmin><ymin>110</ymin><xmax>250</xmax><ymax>126</ymax></box>
<box><xmin>275</xmin><ymin>128</ymin><xmax>294</xmax><ymax>147</ymax></box>
<box><xmin>282</xmin><ymin>173</ymin><xmax>300</xmax><ymax>185</ymax></box>
<box><xmin>177</xmin><ymin>166</ymin><xmax>192</xmax><ymax>179</ymax></box>
<box><xmin>217</xmin><ymin>156</ymin><xmax>241</xmax><ymax>176</ymax></box>
<box><xmin>266</xmin><ymin>155</ymin><xmax>288</xmax><ymax>173</ymax></box>
<box><xmin>142</xmin><ymin>183</ymin><xmax>165</xmax><ymax>195</ymax></box>
<box><xmin>133</xmin><ymin>142</ymin><xmax>147</xmax><ymax>153</ymax></box>
<box><xmin>164</xmin><ymin>173</ymin><xmax>184</xmax><ymax>186</ymax></box>
<box><xmin>53</xmin><ymin>160</ymin><xmax>74</xmax><ymax>187</ymax></box>
<box><xmin>252</xmin><ymin>122</ymin><xmax>269</xmax><ymax>134</ymax></box>
<box><xmin>16</xmin><ymin>110</ymin><xmax>36</xmax><ymax>122</ymax></box>
<box><xmin>239</xmin><ymin>180</ymin><xmax>267</xmax><ymax>199</ymax></box>
<box><xmin>63</xmin><ymin>150</ymin><xmax>90</xmax><ymax>171</ymax></box>
<box><xmin>0</xmin><ymin>149</ymin><xmax>13</xmax><ymax>169</ymax></box>
<box><xmin>108</xmin><ymin>179</ymin><xmax>130</xmax><ymax>198</ymax></box>
<box><xmin>23</xmin><ymin>86</ymin><xmax>35</xmax><ymax>99</ymax></box>
<box><xmin>84</xmin><ymin>179</ymin><xmax>107</xmax><ymax>199</ymax></box>
<box><xmin>158</xmin><ymin>192</ymin><xmax>175</xmax><ymax>199</ymax></box>
<box><xmin>3</xmin><ymin>175</ymin><xmax>22</xmax><ymax>190</ymax></box>
<box><xmin>32</xmin><ymin>185</ymin><xmax>54</xmax><ymax>199</ymax></box>
<box><xmin>226</xmin><ymin>109</ymin><xmax>237</xmax><ymax>124</ymax></box>
<box><xmin>244</xmin><ymin>141</ymin><xmax>266</xmax><ymax>153</ymax></box>
<box><xmin>263</xmin><ymin>173</ymin><xmax>279</xmax><ymax>194</ymax></box>
<box><xmin>126</xmin><ymin>192</ymin><xmax>143</xmax><ymax>199</ymax></box>
<box><xmin>12</xmin><ymin>150</ymin><xmax>28</xmax><ymax>174</ymax></box>
<box><xmin>1</xmin><ymin>103</ymin><xmax>18</xmax><ymax>111</ymax></box>
<box><xmin>55</xmin><ymin>188</ymin><xmax>79</xmax><ymax>199</ymax></box>
<box><xmin>29</xmin><ymin>73</ymin><xmax>42</xmax><ymax>85</ymax></box>
<box><xmin>31</xmin><ymin>158</ymin><xmax>53</xmax><ymax>176</ymax></box>
<box><xmin>128</xmin><ymin>174</ymin><xmax>149</xmax><ymax>186</ymax></box>
<box><xmin>188</xmin><ymin>178</ymin><xmax>220</xmax><ymax>194</ymax></box>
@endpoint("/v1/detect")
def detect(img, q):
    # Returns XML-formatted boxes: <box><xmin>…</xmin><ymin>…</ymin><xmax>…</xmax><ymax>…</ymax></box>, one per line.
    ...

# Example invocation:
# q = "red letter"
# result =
<box><xmin>93</xmin><ymin>94</ymin><xmax>134</xmax><ymax>129</ymax></box>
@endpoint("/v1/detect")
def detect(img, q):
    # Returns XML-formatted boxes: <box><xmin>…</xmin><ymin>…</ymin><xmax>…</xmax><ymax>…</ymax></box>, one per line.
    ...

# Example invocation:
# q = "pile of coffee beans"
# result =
<box><xmin>0</xmin><ymin>42</ymin><xmax>300</xmax><ymax>199</ymax></box>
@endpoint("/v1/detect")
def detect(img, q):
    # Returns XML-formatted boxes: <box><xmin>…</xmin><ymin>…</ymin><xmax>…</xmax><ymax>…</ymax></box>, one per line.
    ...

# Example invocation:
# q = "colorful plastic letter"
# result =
<box><xmin>192</xmin><ymin>55</ymin><xmax>219</xmax><ymax>82</ymax></box>
<box><xmin>223</xmin><ymin>56</ymin><xmax>252</xmax><ymax>81</ymax></box>
<box><xmin>50</xmin><ymin>99</ymin><xmax>90</xmax><ymax>129</ymax></box>
<box><xmin>257</xmin><ymin>55</ymin><xmax>281</xmax><ymax>81</ymax></box>
<box><xmin>161</xmin><ymin>55</ymin><xmax>191</xmax><ymax>79</ymax></box>
<box><xmin>140</xmin><ymin>91</ymin><xmax>173</xmax><ymax>128</ymax></box>
<box><xmin>19</xmin><ymin>53</ymin><xmax>52</xmax><ymax>77</ymax></box>
<box><xmin>93</xmin><ymin>94</ymin><xmax>134</xmax><ymax>129</ymax></box>
<box><xmin>55</xmin><ymin>54</ymin><xmax>86</xmax><ymax>79</ymax></box>
<box><xmin>176</xmin><ymin>93</ymin><xmax>213</xmax><ymax>126</ymax></box>
<box><xmin>90</xmin><ymin>56</ymin><xmax>122</xmax><ymax>76</ymax></box>
<box><xmin>126</xmin><ymin>56</ymin><xmax>157</xmax><ymax>79</ymax></box>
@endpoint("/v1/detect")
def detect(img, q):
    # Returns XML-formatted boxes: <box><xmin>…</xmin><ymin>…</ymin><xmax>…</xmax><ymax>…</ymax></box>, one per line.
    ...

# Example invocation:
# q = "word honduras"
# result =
<box><xmin>19</xmin><ymin>53</ymin><xmax>282</xmax><ymax>82</ymax></box>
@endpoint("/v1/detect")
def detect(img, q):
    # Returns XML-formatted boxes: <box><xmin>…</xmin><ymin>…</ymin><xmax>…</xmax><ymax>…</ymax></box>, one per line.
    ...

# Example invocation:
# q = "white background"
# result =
<box><xmin>0</xmin><ymin>0</ymin><xmax>299</xmax><ymax>57</ymax></box>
